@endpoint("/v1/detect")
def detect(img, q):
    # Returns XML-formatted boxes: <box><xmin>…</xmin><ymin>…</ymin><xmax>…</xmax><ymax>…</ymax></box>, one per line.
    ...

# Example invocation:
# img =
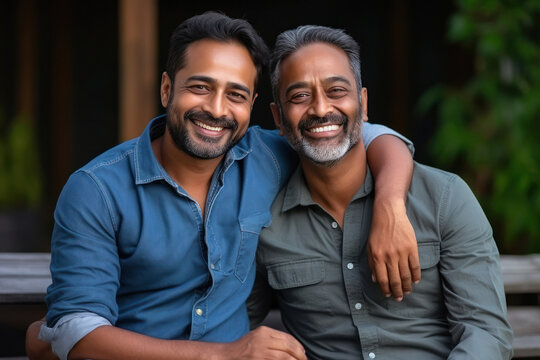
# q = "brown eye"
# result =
<box><xmin>327</xmin><ymin>87</ymin><xmax>347</xmax><ymax>98</ymax></box>
<box><xmin>228</xmin><ymin>91</ymin><xmax>248</xmax><ymax>103</ymax></box>
<box><xmin>288</xmin><ymin>92</ymin><xmax>310</xmax><ymax>104</ymax></box>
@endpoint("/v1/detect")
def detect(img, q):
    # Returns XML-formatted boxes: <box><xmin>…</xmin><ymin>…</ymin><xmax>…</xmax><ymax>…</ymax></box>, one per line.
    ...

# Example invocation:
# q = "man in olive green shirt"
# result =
<box><xmin>247</xmin><ymin>25</ymin><xmax>513</xmax><ymax>359</ymax></box>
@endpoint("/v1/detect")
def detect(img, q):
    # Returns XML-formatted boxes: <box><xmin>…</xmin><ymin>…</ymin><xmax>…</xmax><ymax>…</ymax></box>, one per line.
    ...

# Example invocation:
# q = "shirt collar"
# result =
<box><xmin>281</xmin><ymin>163</ymin><xmax>374</xmax><ymax>213</ymax></box>
<box><xmin>133</xmin><ymin>115</ymin><xmax>252</xmax><ymax>185</ymax></box>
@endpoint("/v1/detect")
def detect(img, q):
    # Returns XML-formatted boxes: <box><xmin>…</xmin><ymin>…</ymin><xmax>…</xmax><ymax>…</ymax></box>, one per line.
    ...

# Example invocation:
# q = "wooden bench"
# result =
<box><xmin>0</xmin><ymin>253</ymin><xmax>51</xmax><ymax>304</ymax></box>
<box><xmin>500</xmin><ymin>254</ymin><xmax>540</xmax><ymax>358</ymax></box>
<box><xmin>0</xmin><ymin>253</ymin><xmax>51</xmax><ymax>358</ymax></box>
<box><xmin>2</xmin><ymin>253</ymin><xmax>539</xmax><ymax>358</ymax></box>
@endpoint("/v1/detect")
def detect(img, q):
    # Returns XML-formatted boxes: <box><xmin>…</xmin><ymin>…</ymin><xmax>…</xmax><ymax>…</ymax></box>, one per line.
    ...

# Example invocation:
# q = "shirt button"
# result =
<box><xmin>368</xmin><ymin>352</ymin><xmax>376</xmax><ymax>359</ymax></box>
<box><xmin>331</xmin><ymin>221</ymin><xmax>338</xmax><ymax>229</ymax></box>
<box><xmin>210</xmin><ymin>263</ymin><xmax>215</xmax><ymax>269</ymax></box>
<box><xmin>195</xmin><ymin>308</ymin><xmax>203</xmax><ymax>316</ymax></box>
<box><xmin>355</xmin><ymin>303</ymin><xmax>362</xmax><ymax>310</ymax></box>
<box><xmin>347</xmin><ymin>263</ymin><xmax>354</xmax><ymax>270</ymax></box>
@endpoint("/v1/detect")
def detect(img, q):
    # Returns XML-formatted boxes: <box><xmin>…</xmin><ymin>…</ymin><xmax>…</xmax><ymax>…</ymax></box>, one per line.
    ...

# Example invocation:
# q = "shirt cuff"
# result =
<box><xmin>39</xmin><ymin>312</ymin><xmax>111</xmax><ymax>360</ymax></box>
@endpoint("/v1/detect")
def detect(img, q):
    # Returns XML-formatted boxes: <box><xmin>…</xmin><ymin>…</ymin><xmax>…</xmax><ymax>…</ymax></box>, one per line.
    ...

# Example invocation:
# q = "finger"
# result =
<box><xmin>367</xmin><ymin>244</ymin><xmax>377</xmax><ymax>283</ymax></box>
<box><xmin>386</xmin><ymin>261</ymin><xmax>404</xmax><ymax>301</ymax></box>
<box><xmin>399</xmin><ymin>257</ymin><xmax>412</xmax><ymax>295</ymax></box>
<box><xmin>409</xmin><ymin>250</ymin><xmax>421</xmax><ymax>284</ymax></box>
<box><xmin>373</xmin><ymin>259</ymin><xmax>391</xmax><ymax>297</ymax></box>
<box><xmin>268</xmin><ymin>332</ymin><xmax>306</xmax><ymax>360</ymax></box>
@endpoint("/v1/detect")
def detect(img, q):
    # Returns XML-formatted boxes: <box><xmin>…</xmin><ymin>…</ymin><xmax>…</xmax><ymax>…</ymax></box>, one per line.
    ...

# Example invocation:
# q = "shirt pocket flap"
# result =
<box><xmin>418</xmin><ymin>242</ymin><xmax>440</xmax><ymax>269</ymax></box>
<box><xmin>267</xmin><ymin>259</ymin><xmax>325</xmax><ymax>290</ymax></box>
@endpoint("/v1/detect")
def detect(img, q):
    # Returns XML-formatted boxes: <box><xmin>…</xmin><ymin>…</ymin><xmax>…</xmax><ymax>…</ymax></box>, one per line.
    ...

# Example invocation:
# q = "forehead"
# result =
<box><xmin>278</xmin><ymin>42</ymin><xmax>355</xmax><ymax>88</ymax></box>
<box><xmin>175</xmin><ymin>38</ymin><xmax>257</xmax><ymax>89</ymax></box>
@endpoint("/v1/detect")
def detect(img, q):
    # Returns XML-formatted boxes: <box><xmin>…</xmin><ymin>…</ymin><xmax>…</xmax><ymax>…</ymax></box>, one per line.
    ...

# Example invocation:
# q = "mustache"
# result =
<box><xmin>184</xmin><ymin>109</ymin><xmax>238</xmax><ymax>130</ymax></box>
<box><xmin>298</xmin><ymin>113</ymin><xmax>348</xmax><ymax>131</ymax></box>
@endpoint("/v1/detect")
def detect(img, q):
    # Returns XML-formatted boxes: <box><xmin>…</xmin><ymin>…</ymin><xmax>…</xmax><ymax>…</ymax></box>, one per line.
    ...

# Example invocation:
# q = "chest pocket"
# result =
<box><xmin>267</xmin><ymin>259</ymin><xmax>325</xmax><ymax>289</ymax></box>
<box><xmin>235</xmin><ymin>212</ymin><xmax>271</xmax><ymax>283</ymax></box>
<box><xmin>267</xmin><ymin>259</ymin><xmax>330</xmax><ymax>313</ymax></box>
<box><xmin>382</xmin><ymin>242</ymin><xmax>442</xmax><ymax>316</ymax></box>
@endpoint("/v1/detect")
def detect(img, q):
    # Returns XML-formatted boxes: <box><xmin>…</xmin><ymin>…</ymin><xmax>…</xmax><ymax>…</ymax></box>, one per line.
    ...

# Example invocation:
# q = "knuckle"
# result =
<box><xmin>390</xmin><ymin>280</ymin><xmax>402</xmax><ymax>289</ymax></box>
<box><xmin>400</xmin><ymin>273</ymin><xmax>412</xmax><ymax>282</ymax></box>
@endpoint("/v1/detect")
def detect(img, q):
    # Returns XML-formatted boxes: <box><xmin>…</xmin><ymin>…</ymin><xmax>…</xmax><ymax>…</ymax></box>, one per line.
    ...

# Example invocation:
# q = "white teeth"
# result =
<box><xmin>194</xmin><ymin>121</ymin><xmax>223</xmax><ymax>132</ymax></box>
<box><xmin>308</xmin><ymin>124</ymin><xmax>340</xmax><ymax>133</ymax></box>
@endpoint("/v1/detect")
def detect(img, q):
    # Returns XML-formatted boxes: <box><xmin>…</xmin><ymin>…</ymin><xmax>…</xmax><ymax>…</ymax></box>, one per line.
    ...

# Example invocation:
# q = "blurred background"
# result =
<box><xmin>0</xmin><ymin>0</ymin><xmax>539</xmax><ymax>356</ymax></box>
<box><xmin>1</xmin><ymin>0</ymin><xmax>538</xmax><ymax>255</ymax></box>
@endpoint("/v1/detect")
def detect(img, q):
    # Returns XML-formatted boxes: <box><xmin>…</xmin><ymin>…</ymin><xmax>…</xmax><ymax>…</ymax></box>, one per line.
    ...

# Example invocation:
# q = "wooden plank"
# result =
<box><xmin>119</xmin><ymin>0</ymin><xmax>158</xmax><ymax>142</ymax></box>
<box><xmin>500</xmin><ymin>254</ymin><xmax>540</xmax><ymax>294</ymax></box>
<box><xmin>513</xmin><ymin>334</ymin><xmax>540</xmax><ymax>358</ymax></box>
<box><xmin>507</xmin><ymin>306</ymin><xmax>540</xmax><ymax>337</ymax></box>
<box><xmin>0</xmin><ymin>253</ymin><xmax>51</xmax><ymax>303</ymax></box>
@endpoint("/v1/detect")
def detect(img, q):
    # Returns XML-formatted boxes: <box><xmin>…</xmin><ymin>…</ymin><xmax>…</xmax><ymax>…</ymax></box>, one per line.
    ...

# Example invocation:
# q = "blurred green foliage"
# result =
<box><xmin>418</xmin><ymin>0</ymin><xmax>540</xmax><ymax>253</ymax></box>
<box><xmin>0</xmin><ymin>109</ymin><xmax>42</xmax><ymax>210</ymax></box>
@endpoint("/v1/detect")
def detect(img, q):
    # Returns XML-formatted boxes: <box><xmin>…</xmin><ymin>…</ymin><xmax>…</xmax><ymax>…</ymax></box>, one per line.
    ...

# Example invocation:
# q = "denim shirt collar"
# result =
<box><xmin>133</xmin><ymin>114</ymin><xmax>252</xmax><ymax>185</ymax></box>
<box><xmin>281</xmin><ymin>164</ymin><xmax>374</xmax><ymax>213</ymax></box>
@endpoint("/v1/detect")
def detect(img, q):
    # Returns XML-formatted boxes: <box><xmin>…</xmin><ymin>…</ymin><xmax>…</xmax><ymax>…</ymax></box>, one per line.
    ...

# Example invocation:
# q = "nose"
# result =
<box><xmin>308</xmin><ymin>89</ymin><xmax>333</xmax><ymax>118</ymax></box>
<box><xmin>201</xmin><ymin>92</ymin><xmax>228</xmax><ymax>119</ymax></box>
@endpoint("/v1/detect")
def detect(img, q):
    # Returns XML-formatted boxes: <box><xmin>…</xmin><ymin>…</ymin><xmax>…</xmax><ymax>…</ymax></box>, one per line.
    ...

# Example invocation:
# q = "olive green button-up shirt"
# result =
<box><xmin>248</xmin><ymin>162</ymin><xmax>513</xmax><ymax>360</ymax></box>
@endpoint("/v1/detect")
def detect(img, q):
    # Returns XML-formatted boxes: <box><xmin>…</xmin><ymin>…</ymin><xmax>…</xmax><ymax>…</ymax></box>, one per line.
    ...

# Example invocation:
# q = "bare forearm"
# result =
<box><xmin>69</xmin><ymin>326</ymin><xmax>224</xmax><ymax>360</ymax></box>
<box><xmin>367</xmin><ymin>134</ymin><xmax>413</xmax><ymax>202</ymax></box>
<box><xmin>365</xmin><ymin>133</ymin><xmax>419</xmax><ymax>300</ymax></box>
<box><xmin>70</xmin><ymin>325</ymin><xmax>306</xmax><ymax>360</ymax></box>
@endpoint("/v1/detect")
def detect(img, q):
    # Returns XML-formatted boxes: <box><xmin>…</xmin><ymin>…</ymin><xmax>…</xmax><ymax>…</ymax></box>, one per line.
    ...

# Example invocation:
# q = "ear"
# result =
<box><xmin>270</xmin><ymin>103</ymin><xmax>284</xmax><ymax>136</ymax></box>
<box><xmin>160</xmin><ymin>72</ymin><xmax>172</xmax><ymax>108</ymax></box>
<box><xmin>251</xmin><ymin>93</ymin><xmax>258</xmax><ymax>111</ymax></box>
<box><xmin>360</xmin><ymin>87</ymin><xmax>368</xmax><ymax>122</ymax></box>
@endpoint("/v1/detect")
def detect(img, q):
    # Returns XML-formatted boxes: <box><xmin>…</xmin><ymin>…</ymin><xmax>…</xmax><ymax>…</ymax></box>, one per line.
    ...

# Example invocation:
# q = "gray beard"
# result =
<box><xmin>282</xmin><ymin>114</ymin><xmax>363</xmax><ymax>167</ymax></box>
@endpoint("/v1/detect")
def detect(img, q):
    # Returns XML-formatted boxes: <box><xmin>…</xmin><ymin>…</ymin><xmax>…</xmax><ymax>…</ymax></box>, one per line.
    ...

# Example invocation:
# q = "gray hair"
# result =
<box><xmin>270</xmin><ymin>25</ymin><xmax>362</xmax><ymax>109</ymax></box>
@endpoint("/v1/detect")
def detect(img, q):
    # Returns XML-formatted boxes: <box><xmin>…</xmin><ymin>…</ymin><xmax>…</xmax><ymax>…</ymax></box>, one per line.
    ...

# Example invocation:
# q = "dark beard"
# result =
<box><xmin>166</xmin><ymin>103</ymin><xmax>239</xmax><ymax>160</ymax></box>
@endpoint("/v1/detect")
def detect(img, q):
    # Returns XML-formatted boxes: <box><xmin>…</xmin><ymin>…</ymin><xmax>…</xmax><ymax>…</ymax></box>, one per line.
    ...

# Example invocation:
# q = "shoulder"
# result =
<box><xmin>411</xmin><ymin>162</ymin><xmax>475</xmax><ymax>200</ymax></box>
<box><xmin>238</xmin><ymin>127</ymin><xmax>298</xmax><ymax>187</ymax></box>
<box><xmin>59</xmin><ymin>139</ymin><xmax>139</xmax><ymax>211</ymax></box>
<box><xmin>409</xmin><ymin>162</ymin><xmax>489</xmax><ymax>232</ymax></box>
<box><xmin>79</xmin><ymin>139</ymin><xmax>137</xmax><ymax>175</ymax></box>
<box><xmin>241</xmin><ymin>126</ymin><xmax>292</xmax><ymax>157</ymax></box>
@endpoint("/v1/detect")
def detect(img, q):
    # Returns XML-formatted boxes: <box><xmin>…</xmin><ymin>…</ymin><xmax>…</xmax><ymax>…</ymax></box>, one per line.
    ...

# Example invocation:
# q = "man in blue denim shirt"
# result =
<box><xmin>27</xmin><ymin>12</ymin><xmax>417</xmax><ymax>360</ymax></box>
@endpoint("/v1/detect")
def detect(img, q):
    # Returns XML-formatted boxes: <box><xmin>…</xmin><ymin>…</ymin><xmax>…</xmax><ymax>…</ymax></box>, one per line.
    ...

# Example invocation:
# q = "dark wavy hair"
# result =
<box><xmin>166</xmin><ymin>11</ymin><xmax>269</xmax><ymax>91</ymax></box>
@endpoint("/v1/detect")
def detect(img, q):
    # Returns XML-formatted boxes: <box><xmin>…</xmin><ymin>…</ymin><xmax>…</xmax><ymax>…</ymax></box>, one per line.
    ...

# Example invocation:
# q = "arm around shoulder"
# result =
<box><xmin>363</xmin><ymin>123</ymin><xmax>420</xmax><ymax>301</ymax></box>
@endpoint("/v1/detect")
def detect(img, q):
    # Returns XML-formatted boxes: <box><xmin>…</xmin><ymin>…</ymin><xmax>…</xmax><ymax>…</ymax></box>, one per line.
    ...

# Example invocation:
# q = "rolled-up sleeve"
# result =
<box><xmin>439</xmin><ymin>175</ymin><xmax>513</xmax><ymax>359</ymax></box>
<box><xmin>39</xmin><ymin>312</ymin><xmax>111</xmax><ymax>360</ymax></box>
<box><xmin>46</xmin><ymin>170</ymin><xmax>121</xmax><ymax>328</ymax></box>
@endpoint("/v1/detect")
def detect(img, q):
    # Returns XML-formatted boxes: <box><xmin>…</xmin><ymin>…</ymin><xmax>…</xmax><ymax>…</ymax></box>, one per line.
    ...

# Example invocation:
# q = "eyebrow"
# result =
<box><xmin>186</xmin><ymin>75</ymin><xmax>251</xmax><ymax>96</ymax></box>
<box><xmin>284</xmin><ymin>76</ymin><xmax>352</xmax><ymax>97</ymax></box>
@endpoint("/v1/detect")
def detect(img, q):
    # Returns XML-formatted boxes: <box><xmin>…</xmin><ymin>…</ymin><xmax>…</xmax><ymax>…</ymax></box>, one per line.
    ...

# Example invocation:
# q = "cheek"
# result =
<box><xmin>233</xmin><ymin>104</ymin><xmax>253</xmax><ymax>129</ymax></box>
<box><xmin>282</xmin><ymin>108</ymin><xmax>304</xmax><ymax>129</ymax></box>
<box><xmin>173</xmin><ymin>91</ymin><xmax>203</xmax><ymax>111</ymax></box>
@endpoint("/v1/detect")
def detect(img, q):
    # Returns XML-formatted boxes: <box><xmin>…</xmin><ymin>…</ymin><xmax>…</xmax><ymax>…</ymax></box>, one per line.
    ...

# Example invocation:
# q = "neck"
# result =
<box><xmin>152</xmin><ymin>131</ymin><xmax>223</xmax><ymax>216</ymax></box>
<box><xmin>300</xmin><ymin>141</ymin><xmax>367</xmax><ymax>227</ymax></box>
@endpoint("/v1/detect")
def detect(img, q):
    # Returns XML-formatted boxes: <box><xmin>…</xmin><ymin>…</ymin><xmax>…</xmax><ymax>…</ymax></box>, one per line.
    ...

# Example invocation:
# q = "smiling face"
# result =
<box><xmin>160</xmin><ymin>39</ymin><xmax>257</xmax><ymax>160</ymax></box>
<box><xmin>272</xmin><ymin>42</ymin><xmax>367</xmax><ymax>167</ymax></box>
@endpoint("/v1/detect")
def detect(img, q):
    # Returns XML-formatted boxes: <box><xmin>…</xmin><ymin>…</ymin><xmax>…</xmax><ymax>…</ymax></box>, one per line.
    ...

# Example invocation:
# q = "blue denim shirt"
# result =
<box><xmin>43</xmin><ymin>115</ymin><xmax>412</xmax><ymax>357</ymax></box>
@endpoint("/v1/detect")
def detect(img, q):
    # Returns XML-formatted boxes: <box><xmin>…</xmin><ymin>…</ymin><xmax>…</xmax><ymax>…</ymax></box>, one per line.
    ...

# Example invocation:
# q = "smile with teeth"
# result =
<box><xmin>194</xmin><ymin>120</ymin><xmax>224</xmax><ymax>132</ymax></box>
<box><xmin>307</xmin><ymin>124</ymin><xmax>341</xmax><ymax>133</ymax></box>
